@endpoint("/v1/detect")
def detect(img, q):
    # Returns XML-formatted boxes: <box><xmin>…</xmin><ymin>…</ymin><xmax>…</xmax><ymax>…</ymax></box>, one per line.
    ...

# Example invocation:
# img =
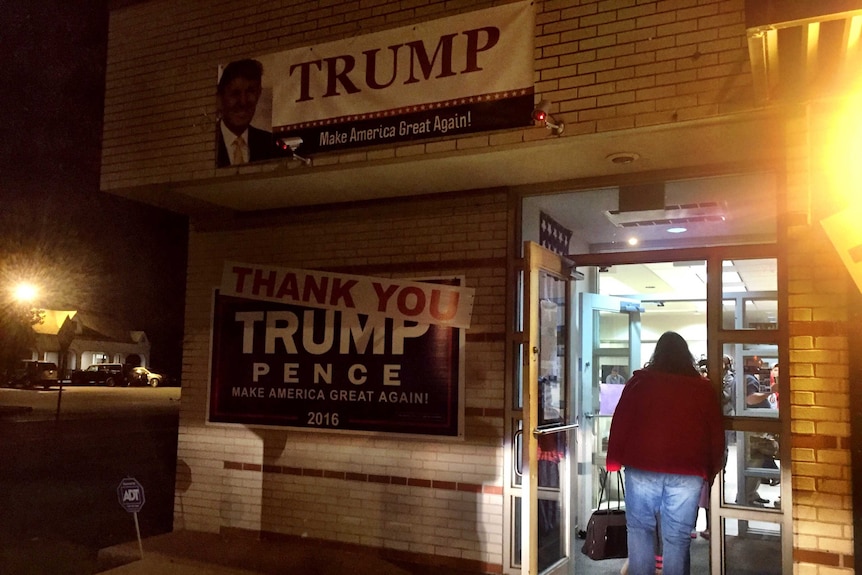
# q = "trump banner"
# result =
<box><xmin>208</xmin><ymin>263</ymin><xmax>473</xmax><ymax>437</ymax></box>
<box><xmin>216</xmin><ymin>1</ymin><xmax>535</xmax><ymax>164</ymax></box>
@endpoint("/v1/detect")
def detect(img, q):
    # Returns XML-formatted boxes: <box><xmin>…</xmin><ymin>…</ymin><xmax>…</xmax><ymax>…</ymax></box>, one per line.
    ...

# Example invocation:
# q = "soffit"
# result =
<box><xmin>747</xmin><ymin>4</ymin><xmax>862</xmax><ymax>104</ymax></box>
<box><xmin>110</xmin><ymin>110</ymin><xmax>782</xmax><ymax>216</ymax></box>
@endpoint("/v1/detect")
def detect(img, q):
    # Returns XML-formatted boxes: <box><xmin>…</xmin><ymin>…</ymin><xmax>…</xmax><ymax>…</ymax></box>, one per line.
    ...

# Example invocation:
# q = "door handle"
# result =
<box><xmin>533</xmin><ymin>423</ymin><xmax>579</xmax><ymax>437</ymax></box>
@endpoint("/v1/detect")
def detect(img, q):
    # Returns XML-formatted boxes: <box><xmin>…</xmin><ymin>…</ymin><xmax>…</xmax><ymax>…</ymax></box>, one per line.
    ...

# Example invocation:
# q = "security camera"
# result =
<box><xmin>276</xmin><ymin>137</ymin><xmax>312</xmax><ymax>166</ymax></box>
<box><xmin>532</xmin><ymin>99</ymin><xmax>564</xmax><ymax>136</ymax></box>
<box><xmin>277</xmin><ymin>137</ymin><xmax>303</xmax><ymax>152</ymax></box>
<box><xmin>532</xmin><ymin>100</ymin><xmax>551</xmax><ymax>123</ymax></box>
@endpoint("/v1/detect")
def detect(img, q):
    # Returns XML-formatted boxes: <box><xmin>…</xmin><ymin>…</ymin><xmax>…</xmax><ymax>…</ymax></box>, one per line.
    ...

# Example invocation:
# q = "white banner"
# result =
<box><xmin>258</xmin><ymin>1</ymin><xmax>534</xmax><ymax>128</ymax></box>
<box><xmin>215</xmin><ymin>2</ymin><xmax>534</xmax><ymax>159</ymax></box>
<box><xmin>221</xmin><ymin>262</ymin><xmax>475</xmax><ymax>329</ymax></box>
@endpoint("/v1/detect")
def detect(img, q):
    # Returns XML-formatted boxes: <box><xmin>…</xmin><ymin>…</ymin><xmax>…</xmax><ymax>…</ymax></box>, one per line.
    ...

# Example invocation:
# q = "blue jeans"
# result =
<box><xmin>624</xmin><ymin>467</ymin><xmax>703</xmax><ymax>575</ymax></box>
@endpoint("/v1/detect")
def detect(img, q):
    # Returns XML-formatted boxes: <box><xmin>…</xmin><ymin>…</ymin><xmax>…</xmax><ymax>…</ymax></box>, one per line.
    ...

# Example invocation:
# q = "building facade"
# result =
<box><xmin>28</xmin><ymin>310</ymin><xmax>152</xmax><ymax>377</ymax></box>
<box><xmin>101</xmin><ymin>1</ymin><xmax>862</xmax><ymax>573</ymax></box>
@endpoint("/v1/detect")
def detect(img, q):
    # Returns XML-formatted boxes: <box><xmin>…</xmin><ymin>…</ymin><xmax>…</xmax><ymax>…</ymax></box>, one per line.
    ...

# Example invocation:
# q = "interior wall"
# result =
<box><xmin>598</xmin><ymin>311</ymin><xmax>707</xmax><ymax>367</ymax></box>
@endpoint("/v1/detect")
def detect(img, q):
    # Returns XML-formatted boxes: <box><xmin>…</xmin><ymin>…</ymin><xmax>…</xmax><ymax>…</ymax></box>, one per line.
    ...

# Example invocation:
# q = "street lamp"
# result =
<box><xmin>13</xmin><ymin>282</ymin><xmax>39</xmax><ymax>305</ymax></box>
<box><xmin>9</xmin><ymin>282</ymin><xmax>44</xmax><ymax>327</ymax></box>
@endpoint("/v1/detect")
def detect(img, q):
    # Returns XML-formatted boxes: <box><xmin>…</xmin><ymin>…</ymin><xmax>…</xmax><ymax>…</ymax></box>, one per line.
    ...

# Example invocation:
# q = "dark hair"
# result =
<box><xmin>645</xmin><ymin>331</ymin><xmax>701</xmax><ymax>377</ymax></box>
<box><xmin>217</xmin><ymin>59</ymin><xmax>263</xmax><ymax>94</ymax></box>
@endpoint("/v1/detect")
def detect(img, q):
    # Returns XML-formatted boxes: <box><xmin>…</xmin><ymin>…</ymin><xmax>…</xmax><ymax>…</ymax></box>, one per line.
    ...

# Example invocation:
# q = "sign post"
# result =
<box><xmin>117</xmin><ymin>477</ymin><xmax>146</xmax><ymax>558</ymax></box>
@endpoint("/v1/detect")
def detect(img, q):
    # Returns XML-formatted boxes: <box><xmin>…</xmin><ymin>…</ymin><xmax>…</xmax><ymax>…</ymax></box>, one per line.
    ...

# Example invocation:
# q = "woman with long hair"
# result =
<box><xmin>606</xmin><ymin>332</ymin><xmax>724</xmax><ymax>575</ymax></box>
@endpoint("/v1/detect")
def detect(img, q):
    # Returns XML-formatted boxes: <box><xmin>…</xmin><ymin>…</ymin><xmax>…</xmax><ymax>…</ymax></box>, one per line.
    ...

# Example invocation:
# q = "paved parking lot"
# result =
<box><xmin>0</xmin><ymin>387</ymin><xmax>181</xmax><ymax>574</ymax></box>
<box><xmin>0</xmin><ymin>385</ymin><xmax>181</xmax><ymax>421</ymax></box>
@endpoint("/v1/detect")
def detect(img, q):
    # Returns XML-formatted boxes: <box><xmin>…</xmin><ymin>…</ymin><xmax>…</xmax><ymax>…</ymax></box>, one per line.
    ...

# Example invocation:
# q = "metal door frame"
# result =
<box><xmin>568</xmin><ymin>244</ymin><xmax>789</xmax><ymax>575</ymax></box>
<box><xmin>515</xmin><ymin>241</ymin><xmax>577</xmax><ymax>575</ymax></box>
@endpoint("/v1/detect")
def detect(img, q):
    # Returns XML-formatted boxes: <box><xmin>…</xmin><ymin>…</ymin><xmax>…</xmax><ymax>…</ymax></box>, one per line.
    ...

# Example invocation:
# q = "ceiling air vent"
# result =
<box><xmin>604</xmin><ymin>202</ymin><xmax>727</xmax><ymax>228</ymax></box>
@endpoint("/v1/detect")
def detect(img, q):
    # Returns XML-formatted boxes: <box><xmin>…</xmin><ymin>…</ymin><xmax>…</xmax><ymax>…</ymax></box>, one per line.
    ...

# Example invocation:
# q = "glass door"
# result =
<box><xmin>517</xmin><ymin>172</ymin><xmax>785</xmax><ymax>573</ymax></box>
<box><xmin>575</xmin><ymin>293</ymin><xmax>642</xmax><ymax>536</ymax></box>
<box><xmin>567</xmin><ymin>249</ymin><xmax>786</xmax><ymax>575</ymax></box>
<box><xmin>517</xmin><ymin>242</ymin><xmax>575</xmax><ymax>575</ymax></box>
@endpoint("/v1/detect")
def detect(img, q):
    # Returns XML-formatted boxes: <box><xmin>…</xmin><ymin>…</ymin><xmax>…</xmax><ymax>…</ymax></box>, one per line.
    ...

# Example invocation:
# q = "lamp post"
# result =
<box><xmin>7</xmin><ymin>282</ymin><xmax>61</xmax><ymax>418</ymax></box>
<box><xmin>2</xmin><ymin>283</ymin><xmax>40</xmax><ymax>375</ymax></box>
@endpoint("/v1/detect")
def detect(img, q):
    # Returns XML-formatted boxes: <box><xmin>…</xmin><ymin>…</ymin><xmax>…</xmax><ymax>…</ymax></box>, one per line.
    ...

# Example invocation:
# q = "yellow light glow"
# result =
<box><xmin>806</xmin><ymin>22</ymin><xmax>820</xmax><ymax>62</ymax></box>
<box><xmin>848</xmin><ymin>16</ymin><xmax>862</xmax><ymax>52</ymax></box>
<box><xmin>13</xmin><ymin>282</ymin><xmax>38</xmax><ymax>303</ymax></box>
<box><xmin>824</xmin><ymin>90</ymin><xmax>862</xmax><ymax>211</ymax></box>
<box><xmin>627</xmin><ymin>237</ymin><xmax>639</xmax><ymax>246</ymax></box>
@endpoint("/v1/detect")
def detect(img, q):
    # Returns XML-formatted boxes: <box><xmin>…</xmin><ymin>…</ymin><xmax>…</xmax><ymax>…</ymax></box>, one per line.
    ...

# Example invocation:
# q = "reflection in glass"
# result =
<box><xmin>721</xmin><ymin>343</ymin><xmax>779</xmax><ymax>417</ymax></box>
<box><xmin>513</xmin><ymin>342</ymin><xmax>524</xmax><ymax>410</ymax></box>
<box><xmin>722</xmin><ymin>299</ymin><xmax>737</xmax><ymax>329</ymax></box>
<box><xmin>598</xmin><ymin>310</ymin><xmax>629</xmax><ymax>347</ymax></box>
<box><xmin>723</xmin><ymin>296</ymin><xmax>779</xmax><ymax>330</ymax></box>
<box><xmin>722</xmin><ymin>431</ymin><xmax>781</xmax><ymax>510</ymax></box>
<box><xmin>721</xmin><ymin>258</ymin><xmax>778</xmax><ymax>330</ymax></box>
<box><xmin>512</xmin><ymin>494</ymin><xmax>564</xmax><ymax>570</ymax></box>
<box><xmin>598</xmin><ymin>357</ymin><xmax>628</xmax><ymax>415</ymax></box>
<box><xmin>513</xmin><ymin>269</ymin><xmax>525</xmax><ymax>411</ymax></box>
<box><xmin>513</xmin><ymin>496</ymin><xmax>522</xmax><ymax>564</ymax></box>
<box><xmin>535</xmin><ymin>271</ymin><xmax>568</xmax><ymax>570</ymax></box>
<box><xmin>538</xmin><ymin>501</ymin><xmax>564</xmax><ymax>571</ymax></box>
<box><xmin>744</xmin><ymin>299</ymin><xmax>778</xmax><ymax>329</ymax></box>
<box><xmin>537</xmin><ymin>271</ymin><xmax>567</xmax><ymax>426</ymax></box>
<box><xmin>602</xmin><ymin>364</ymin><xmax>628</xmax><ymax>385</ymax></box>
<box><xmin>722</xmin><ymin>518</ymin><xmax>781</xmax><ymax>575</ymax></box>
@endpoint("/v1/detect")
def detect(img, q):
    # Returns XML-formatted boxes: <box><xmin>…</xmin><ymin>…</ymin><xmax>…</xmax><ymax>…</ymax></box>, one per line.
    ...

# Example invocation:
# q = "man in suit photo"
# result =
<box><xmin>216</xmin><ymin>58</ymin><xmax>280</xmax><ymax>167</ymax></box>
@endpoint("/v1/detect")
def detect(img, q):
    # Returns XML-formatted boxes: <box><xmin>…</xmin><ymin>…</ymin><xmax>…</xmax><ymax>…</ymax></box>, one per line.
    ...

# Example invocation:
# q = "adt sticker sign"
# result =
<box><xmin>117</xmin><ymin>477</ymin><xmax>146</xmax><ymax>513</ymax></box>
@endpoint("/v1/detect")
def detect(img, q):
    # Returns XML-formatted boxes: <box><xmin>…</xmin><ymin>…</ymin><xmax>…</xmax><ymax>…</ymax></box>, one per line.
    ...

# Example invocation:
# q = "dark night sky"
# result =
<box><xmin>1</xmin><ymin>1</ymin><xmax>189</xmax><ymax>375</ymax></box>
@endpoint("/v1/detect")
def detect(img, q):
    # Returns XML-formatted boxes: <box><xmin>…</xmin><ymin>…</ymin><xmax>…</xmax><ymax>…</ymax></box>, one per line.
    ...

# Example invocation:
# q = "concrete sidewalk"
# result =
<box><xmin>98</xmin><ymin>554</ymin><xmax>261</xmax><ymax>574</ymax></box>
<box><xmin>97</xmin><ymin>530</ymin><xmax>415</xmax><ymax>575</ymax></box>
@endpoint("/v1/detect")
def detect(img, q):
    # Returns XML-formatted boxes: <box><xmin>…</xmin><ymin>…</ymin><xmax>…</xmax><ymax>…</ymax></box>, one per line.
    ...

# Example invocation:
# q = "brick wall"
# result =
<box><xmin>101</xmin><ymin>0</ymin><xmax>754</xmax><ymax>191</ymax></box>
<box><xmin>101</xmin><ymin>0</ymin><xmax>861</xmax><ymax>571</ymax></box>
<box><xmin>534</xmin><ymin>0</ymin><xmax>751</xmax><ymax>133</ymax></box>
<box><xmin>176</xmin><ymin>191</ymin><xmax>509</xmax><ymax>570</ymax></box>
<box><xmin>785</xmin><ymin>106</ymin><xmax>855</xmax><ymax>573</ymax></box>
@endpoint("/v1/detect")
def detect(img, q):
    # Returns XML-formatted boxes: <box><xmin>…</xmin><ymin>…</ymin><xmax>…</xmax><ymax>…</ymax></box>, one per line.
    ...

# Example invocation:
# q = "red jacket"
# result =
<box><xmin>605</xmin><ymin>368</ymin><xmax>725</xmax><ymax>481</ymax></box>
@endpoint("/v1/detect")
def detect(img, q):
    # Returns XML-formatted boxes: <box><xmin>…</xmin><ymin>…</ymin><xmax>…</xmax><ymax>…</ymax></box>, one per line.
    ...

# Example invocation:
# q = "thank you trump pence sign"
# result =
<box><xmin>216</xmin><ymin>1</ymin><xmax>534</xmax><ymax>162</ymax></box>
<box><xmin>208</xmin><ymin>262</ymin><xmax>473</xmax><ymax>437</ymax></box>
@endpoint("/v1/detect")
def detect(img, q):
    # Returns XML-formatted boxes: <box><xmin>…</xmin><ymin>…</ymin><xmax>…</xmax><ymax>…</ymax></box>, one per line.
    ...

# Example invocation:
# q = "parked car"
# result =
<box><xmin>130</xmin><ymin>366</ymin><xmax>167</xmax><ymax>387</ymax></box>
<box><xmin>4</xmin><ymin>360</ymin><xmax>59</xmax><ymax>389</ymax></box>
<box><xmin>69</xmin><ymin>363</ymin><xmax>128</xmax><ymax>387</ymax></box>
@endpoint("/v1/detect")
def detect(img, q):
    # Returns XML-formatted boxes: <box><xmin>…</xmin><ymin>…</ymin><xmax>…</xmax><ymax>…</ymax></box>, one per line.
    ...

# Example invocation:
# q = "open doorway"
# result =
<box><xmin>508</xmin><ymin>172</ymin><xmax>787</xmax><ymax>575</ymax></box>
